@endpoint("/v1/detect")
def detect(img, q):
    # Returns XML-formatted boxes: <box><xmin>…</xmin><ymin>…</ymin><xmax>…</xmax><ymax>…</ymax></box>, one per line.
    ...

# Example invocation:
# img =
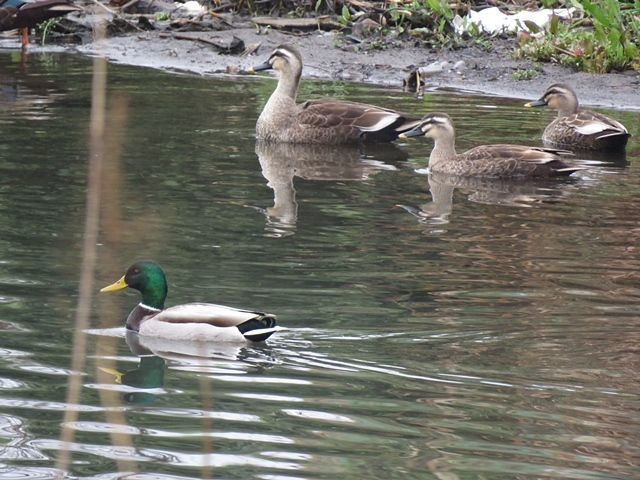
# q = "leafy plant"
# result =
<box><xmin>37</xmin><ymin>18</ymin><xmax>58</xmax><ymax>45</ymax></box>
<box><xmin>337</xmin><ymin>5</ymin><xmax>352</xmax><ymax>26</ymax></box>
<box><xmin>511</xmin><ymin>68</ymin><xmax>539</xmax><ymax>80</ymax></box>
<box><xmin>515</xmin><ymin>0</ymin><xmax>640</xmax><ymax>73</ymax></box>
<box><xmin>385</xmin><ymin>3</ymin><xmax>409</xmax><ymax>33</ymax></box>
<box><xmin>425</xmin><ymin>0</ymin><xmax>453</xmax><ymax>21</ymax></box>
<box><xmin>369</xmin><ymin>39</ymin><xmax>388</xmax><ymax>50</ymax></box>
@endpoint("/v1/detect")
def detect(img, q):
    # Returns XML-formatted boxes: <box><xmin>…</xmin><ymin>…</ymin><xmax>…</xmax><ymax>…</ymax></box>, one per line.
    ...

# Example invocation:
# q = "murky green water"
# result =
<box><xmin>0</xmin><ymin>52</ymin><xmax>639</xmax><ymax>479</ymax></box>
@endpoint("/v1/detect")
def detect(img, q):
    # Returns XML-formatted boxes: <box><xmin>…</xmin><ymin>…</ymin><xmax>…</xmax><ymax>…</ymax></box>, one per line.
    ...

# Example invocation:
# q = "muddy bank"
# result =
<box><xmin>74</xmin><ymin>21</ymin><xmax>640</xmax><ymax>110</ymax></box>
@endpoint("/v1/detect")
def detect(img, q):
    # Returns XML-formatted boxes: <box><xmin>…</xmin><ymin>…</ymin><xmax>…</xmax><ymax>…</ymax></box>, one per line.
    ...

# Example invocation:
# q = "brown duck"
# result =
<box><xmin>400</xmin><ymin>113</ymin><xmax>583</xmax><ymax>178</ymax></box>
<box><xmin>525</xmin><ymin>83</ymin><xmax>630</xmax><ymax>151</ymax></box>
<box><xmin>249</xmin><ymin>44</ymin><xmax>420</xmax><ymax>144</ymax></box>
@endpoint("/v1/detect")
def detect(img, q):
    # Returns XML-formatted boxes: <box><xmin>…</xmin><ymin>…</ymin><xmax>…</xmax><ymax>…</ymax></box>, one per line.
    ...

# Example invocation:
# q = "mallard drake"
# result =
<box><xmin>0</xmin><ymin>0</ymin><xmax>81</xmax><ymax>47</ymax></box>
<box><xmin>100</xmin><ymin>261</ymin><xmax>279</xmax><ymax>343</ymax></box>
<box><xmin>525</xmin><ymin>83</ymin><xmax>630</xmax><ymax>151</ymax></box>
<box><xmin>399</xmin><ymin>113</ymin><xmax>583</xmax><ymax>178</ymax></box>
<box><xmin>248</xmin><ymin>44</ymin><xmax>420</xmax><ymax>144</ymax></box>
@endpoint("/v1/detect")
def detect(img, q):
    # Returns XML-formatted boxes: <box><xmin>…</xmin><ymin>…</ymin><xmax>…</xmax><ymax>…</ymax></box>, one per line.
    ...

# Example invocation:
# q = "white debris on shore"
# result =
<box><xmin>173</xmin><ymin>0</ymin><xmax>206</xmax><ymax>15</ymax></box>
<box><xmin>453</xmin><ymin>7</ymin><xmax>576</xmax><ymax>35</ymax></box>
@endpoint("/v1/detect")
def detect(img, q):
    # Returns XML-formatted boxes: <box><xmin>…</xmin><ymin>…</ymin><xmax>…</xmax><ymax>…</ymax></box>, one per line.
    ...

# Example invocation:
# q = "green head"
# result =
<box><xmin>100</xmin><ymin>260</ymin><xmax>168</xmax><ymax>310</ymax></box>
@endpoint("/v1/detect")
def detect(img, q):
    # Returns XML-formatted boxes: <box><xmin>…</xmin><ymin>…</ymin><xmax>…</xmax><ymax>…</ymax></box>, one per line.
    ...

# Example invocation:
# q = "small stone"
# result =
<box><xmin>453</xmin><ymin>60</ymin><xmax>466</xmax><ymax>70</ymax></box>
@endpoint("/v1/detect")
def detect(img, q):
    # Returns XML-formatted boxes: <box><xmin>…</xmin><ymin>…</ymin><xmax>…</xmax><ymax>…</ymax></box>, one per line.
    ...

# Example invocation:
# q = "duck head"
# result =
<box><xmin>399</xmin><ymin>113</ymin><xmax>455</xmax><ymax>140</ymax></box>
<box><xmin>525</xmin><ymin>83</ymin><xmax>579</xmax><ymax>117</ymax></box>
<box><xmin>100</xmin><ymin>260</ymin><xmax>168</xmax><ymax>310</ymax></box>
<box><xmin>249</xmin><ymin>44</ymin><xmax>303</xmax><ymax>87</ymax></box>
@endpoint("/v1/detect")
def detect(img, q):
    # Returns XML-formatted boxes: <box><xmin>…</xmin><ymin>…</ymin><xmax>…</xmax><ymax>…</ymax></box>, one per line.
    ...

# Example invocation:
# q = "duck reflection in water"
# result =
<box><xmin>253</xmin><ymin>141</ymin><xmax>407</xmax><ymax>236</ymax></box>
<box><xmin>99</xmin><ymin>331</ymin><xmax>279</xmax><ymax>404</ymax></box>
<box><xmin>125</xmin><ymin>329</ymin><xmax>251</xmax><ymax>362</ymax></box>
<box><xmin>399</xmin><ymin>172</ymin><xmax>578</xmax><ymax>227</ymax></box>
<box><xmin>99</xmin><ymin>352</ymin><xmax>166</xmax><ymax>405</ymax></box>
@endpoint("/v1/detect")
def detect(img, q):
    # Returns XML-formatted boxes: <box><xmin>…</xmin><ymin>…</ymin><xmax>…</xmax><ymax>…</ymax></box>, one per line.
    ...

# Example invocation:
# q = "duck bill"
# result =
<box><xmin>100</xmin><ymin>276</ymin><xmax>129</xmax><ymax>292</ymax></box>
<box><xmin>525</xmin><ymin>98</ymin><xmax>548</xmax><ymax>108</ymax></box>
<box><xmin>248</xmin><ymin>60</ymin><xmax>272</xmax><ymax>73</ymax></box>
<box><xmin>399</xmin><ymin>126</ymin><xmax>425</xmax><ymax>139</ymax></box>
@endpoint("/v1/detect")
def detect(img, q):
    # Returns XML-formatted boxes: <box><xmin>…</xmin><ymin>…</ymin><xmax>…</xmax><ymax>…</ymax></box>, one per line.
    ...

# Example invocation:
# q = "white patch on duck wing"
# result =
<box><xmin>573</xmin><ymin>122</ymin><xmax>614</xmax><ymax>135</ymax></box>
<box><xmin>243</xmin><ymin>326</ymin><xmax>285</xmax><ymax>339</ymax></box>
<box><xmin>357</xmin><ymin>110</ymin><xmax>400</xmax><ymax>132</ymax></box>
<box><xmin>597</xmin><ymin>130</ymin><xmax>629</xmax><ymax>139</ymax></box>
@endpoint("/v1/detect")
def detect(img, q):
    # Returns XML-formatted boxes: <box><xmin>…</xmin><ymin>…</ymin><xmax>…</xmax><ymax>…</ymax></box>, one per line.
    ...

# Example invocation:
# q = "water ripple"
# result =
<box><xmin>35</xmin><ymin>439</ymin><xmax>303</xmax><ymax>469</ymax></box>
<box><xmin>0</xmin><ymin>466</ymin><xmax>62</xmax><ymax>479</ymax></box>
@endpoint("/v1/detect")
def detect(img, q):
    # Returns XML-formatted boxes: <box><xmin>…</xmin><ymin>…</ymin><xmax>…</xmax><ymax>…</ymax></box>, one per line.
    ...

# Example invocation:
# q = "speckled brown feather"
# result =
<box><xmin>542</xmin><ymin>111</ymin><xmax>629</xmax><ymax>151</ymax></box>
<box><xmin>446</xmin><ymin>144</ymin><xmax>576</xmax><ymax>177</ymax></box>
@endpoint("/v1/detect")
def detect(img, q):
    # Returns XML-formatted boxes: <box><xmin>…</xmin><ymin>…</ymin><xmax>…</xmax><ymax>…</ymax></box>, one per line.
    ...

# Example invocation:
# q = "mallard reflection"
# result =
<box><xmin>254</xmin><ymin>140</ymin><xmax>405</xmax><ymax>236</ymax></box>
<box><xmin>125</xmin><ymin>329</ymin><xmax>247</xmax><ymax>361</ymax></box>
<box><xmin>99</xmin><ymin>330</ymin><xmax>281</xmax><ymax>404</ymax></box>
<box><xmin>400</xmin><ymin>172</ymin><xmax>577</xmax><ymax>226</ymax></box>
<box><xmin>99</xmin><ymin>352</ymin><xmax>166</xmax><ymax>405</ymax></box>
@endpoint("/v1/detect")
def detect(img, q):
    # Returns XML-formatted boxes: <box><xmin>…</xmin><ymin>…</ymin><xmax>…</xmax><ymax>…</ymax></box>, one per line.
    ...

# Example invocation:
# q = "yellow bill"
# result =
<box><xmin>100</xmin><ymin>276</ymin><xmax>129</xmax><ymax>292</ymax></box>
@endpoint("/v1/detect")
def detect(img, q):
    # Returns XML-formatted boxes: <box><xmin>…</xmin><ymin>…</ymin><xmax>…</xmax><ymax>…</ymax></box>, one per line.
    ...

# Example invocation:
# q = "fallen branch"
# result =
<box><xmin>167</xmin><ymin>33</ymin><xmax>245</xmax><ymax>53</ymax></box>
<box><xmin>252</xmin><ymin>16</ymin><xmax>347</xmax><ymax>31</ymax></box>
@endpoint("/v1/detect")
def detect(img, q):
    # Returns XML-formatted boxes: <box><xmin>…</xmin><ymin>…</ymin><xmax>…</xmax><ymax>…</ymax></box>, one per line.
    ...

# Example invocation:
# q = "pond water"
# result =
<box><xmin>0</xmin><ymin>52</ymin><xmax>639</xmax><ymax>479</ymax></box>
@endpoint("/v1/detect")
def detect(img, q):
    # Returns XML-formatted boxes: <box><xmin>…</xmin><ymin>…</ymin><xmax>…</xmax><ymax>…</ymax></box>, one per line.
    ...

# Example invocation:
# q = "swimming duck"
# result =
<box><xmin>525</xmin><ymin>83</ymin><xmax>630</xmax><ymax>151</ymax></box>
<box><xmin>399</xmin><ymin>113</ymin><xmax>582</xmax><ymax>178</ymax></box>
<box><xmin>0</xmin><ymin>0</ymin><xmax>82</xmax><ymax>47</ymax></box>
<box><xmin>249</xmin><ymin>44</ymin><xmax>420</xmax><ymax>144</ymax></box>
<box><xmin>100</xmin><ymin>261</ymin><xmax>279</xmax><ymax>343</ymax></box>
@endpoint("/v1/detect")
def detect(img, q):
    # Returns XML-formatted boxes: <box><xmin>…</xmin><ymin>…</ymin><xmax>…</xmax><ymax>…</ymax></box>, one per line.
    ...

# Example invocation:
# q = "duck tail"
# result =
<box><xmin>555</xmin><ymin>166</ymin><xmax>588</xmax><ymax>176</ymax></box>
<box><xmin>237</xmin><ymin>314</ymin><xmax>279</xmax><ymax>342</ymax></box>
<box><xmin>597</xmin><ymin>130</ymin><xmax>631</xmax><ymax>140</ymax></box>
<box><xmin>243</xmin><ymin>326</ymin><xmax>281</xmax><ymax>342</ymax></box>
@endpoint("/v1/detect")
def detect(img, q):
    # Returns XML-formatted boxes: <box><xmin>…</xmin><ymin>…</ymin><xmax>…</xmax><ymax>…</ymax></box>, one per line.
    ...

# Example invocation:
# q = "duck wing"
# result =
<box><xmin>296</xmin><ymin>99</ymin><xmax>419</xmax><ymax>142</ymax></box>
<box><xmin>457</xmin><ymin>145</ymin><xmax>577</xmax><ymax>177</ymax></box>
<box><xmin>155</xmin><ymin>303</ymin><xmax>276</xmax><ymax>328</ymax></box>
<box><xmin>572</xmin><ymin>111</ymin><xmax>629</xmax><ymax>139</ymax></box>
<box><xmin>545</xmin><ymin>112</ymin><xmax>630</xmax><ymax>149</ymax></box>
